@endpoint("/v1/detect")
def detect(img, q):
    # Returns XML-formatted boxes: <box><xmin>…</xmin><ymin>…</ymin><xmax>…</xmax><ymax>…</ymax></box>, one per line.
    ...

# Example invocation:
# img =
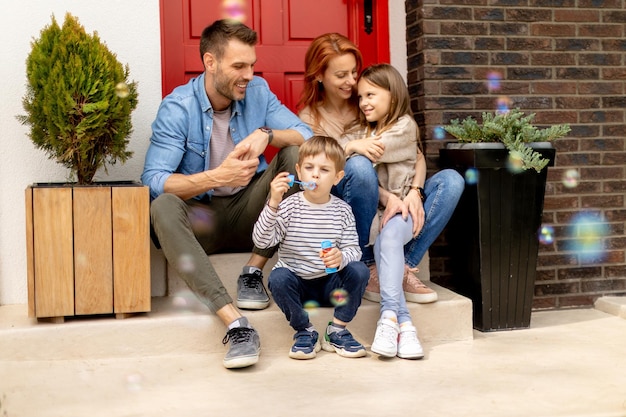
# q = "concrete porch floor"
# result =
<box><xmin>1</xmin><ymin>304</ymin><xmax>625</xmax><ymax>416</ymax></box>
<box><xmin>1</xmin><ymin>254</ymin><xmax>625</xmax><ymax>416</ymax></box>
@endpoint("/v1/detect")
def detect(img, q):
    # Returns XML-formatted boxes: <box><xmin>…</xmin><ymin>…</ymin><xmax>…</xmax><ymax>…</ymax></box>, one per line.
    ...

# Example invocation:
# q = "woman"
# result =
<box><xmin>298</xmin><ymin>33</ymin><xmax>464</xmax><ymax>304</ymax></box>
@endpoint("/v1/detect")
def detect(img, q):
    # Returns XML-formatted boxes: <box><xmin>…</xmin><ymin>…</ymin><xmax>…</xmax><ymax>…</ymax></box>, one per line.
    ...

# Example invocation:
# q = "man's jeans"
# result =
<box><xmin>150</xmin><ymin>146</ymin><xmax>299</xmax><ymax>313</ymax></box>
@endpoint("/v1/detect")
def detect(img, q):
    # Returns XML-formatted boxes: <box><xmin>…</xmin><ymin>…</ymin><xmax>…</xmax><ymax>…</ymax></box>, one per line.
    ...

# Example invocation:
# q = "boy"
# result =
<box><xmin>252</xmin><ymin>136</ymin><xmax>369</xmax><ymax>359</ymax></box>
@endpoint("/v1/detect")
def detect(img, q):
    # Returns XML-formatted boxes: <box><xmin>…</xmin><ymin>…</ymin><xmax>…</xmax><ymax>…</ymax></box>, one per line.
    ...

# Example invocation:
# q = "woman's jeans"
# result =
<box><xmin>332</xmin><ymin>155</ymin><xmax>378</xmax><ymax>264</ymax></box>
<box><xmin>404</xmin><ymin>169</ymin><xmax>465</xmax><ymax>268</ymax></box>
<box><xmin>268</xmin><ymin>262</ymin><xmax>369</xmax><ymax>331</ymax></box>
<box><xmin>333</xmin><ymin>156</ymin><xmax>464</xmax><ymax>268</ymax></box>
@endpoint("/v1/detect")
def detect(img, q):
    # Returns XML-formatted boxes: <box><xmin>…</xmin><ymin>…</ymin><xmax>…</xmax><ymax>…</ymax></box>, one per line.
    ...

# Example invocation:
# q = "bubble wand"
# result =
<box><xmin>287</xmin><ymin>174</ymin><xmax>317</xmax><ymax>190</ymax></box>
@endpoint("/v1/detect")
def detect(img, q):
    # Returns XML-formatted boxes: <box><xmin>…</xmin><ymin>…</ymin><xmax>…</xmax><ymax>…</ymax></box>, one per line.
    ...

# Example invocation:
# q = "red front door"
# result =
<box><xmin>159</xmin><ymin>0</ymin><xmax>390</xmax><ymax>111</ymax></box>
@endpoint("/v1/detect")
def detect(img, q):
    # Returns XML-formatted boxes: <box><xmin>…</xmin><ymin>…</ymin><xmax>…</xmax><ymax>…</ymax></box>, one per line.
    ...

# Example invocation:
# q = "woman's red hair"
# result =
<box><xmin>297</xmin><ymin>33</ymin><xmax>363</xmax><ymax>126</ymax></box>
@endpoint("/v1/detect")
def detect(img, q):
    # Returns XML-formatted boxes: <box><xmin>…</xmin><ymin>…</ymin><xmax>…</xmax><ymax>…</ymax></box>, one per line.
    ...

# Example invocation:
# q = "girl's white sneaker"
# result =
<box><xmin>397</xmin><ymin>324</ymin><xmax>424</xmax><ymax>359</ymax></box>
<box><xmin>371</xmin><ymin>318</ymin><xmax>400</xmax><ymax>357</ymax></box>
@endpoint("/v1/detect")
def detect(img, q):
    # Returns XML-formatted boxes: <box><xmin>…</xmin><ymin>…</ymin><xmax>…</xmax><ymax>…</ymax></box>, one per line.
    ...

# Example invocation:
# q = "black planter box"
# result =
<box><xmin>439</xmin><ymin>143</ymin><xmax>555</xmax><ymax>331</ymax></box>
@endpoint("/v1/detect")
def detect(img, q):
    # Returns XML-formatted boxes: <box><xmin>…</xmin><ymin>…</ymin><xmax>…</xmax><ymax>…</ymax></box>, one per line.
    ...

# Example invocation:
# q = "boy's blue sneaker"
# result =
<box><xmin>321</xmin><ymin>322</ymin><xmax>366</xmax><ymax>358</ymax></box>
<box><xmin>289</xmin><ymin>330</ymin><xmax>321</xmax><ymax>360</ymax></box>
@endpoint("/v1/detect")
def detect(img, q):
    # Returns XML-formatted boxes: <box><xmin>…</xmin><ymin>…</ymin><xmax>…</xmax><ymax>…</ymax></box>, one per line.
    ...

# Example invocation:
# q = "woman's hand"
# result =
<box><xmin>380</xmin><ymin>193</ymin><xmax>407</xmax><ymax>229</ymax></box>
<box><xmin>404</xmin><ymin>189</ymin><xmax>425</xmax><ymax>237</ymax></box>
<box><xmin>345</xmin><ymin>136</ymin><xmax>385</xmax><ymax>163</ymax></box>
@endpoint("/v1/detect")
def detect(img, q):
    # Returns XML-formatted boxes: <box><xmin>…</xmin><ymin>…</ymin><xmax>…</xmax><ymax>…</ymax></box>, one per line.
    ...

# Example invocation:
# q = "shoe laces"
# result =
<box><xmin>377</xmin><ymin>321</ymin><xmax>399</xmax><ymax>341</ymax></box>
<box><xmin>404</xmin><ymin>270</ymin><xmax>428</xmax><ymax>289</ymax></box>
<box><xmin>222</xmin><ymin>326</ymin><xmax>255</xmax><ymax>345</ymax></box>
<box><xmin>400</xmin><ymin>327</ymin><xmax>418</xmax><ymax>343</ymax></box>
<box><xmin>241</xmin><ymin>272</ymin><xmax>263</xmax><ymax>290</ymax></box>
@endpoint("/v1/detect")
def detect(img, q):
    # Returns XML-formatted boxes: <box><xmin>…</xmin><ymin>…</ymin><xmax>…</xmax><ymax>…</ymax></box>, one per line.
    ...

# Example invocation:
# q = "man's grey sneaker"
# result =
<box><xmin>321</xmin><ymin>322</ymin><xmax>366</xmax><ymax>358</ymax></box>
<box><xmin>236</xmin><ymin>269</ymin><xmax>270</xmax><ymax>310</ymax></box>
<box><xmin>222</xmin><ymin>326</ymin><xmax>261</xmax><ymax>369</ymax></box>
<box><xmin>289</xmin><ymin>330</ymin><xmax>321</xmax><ymax>360</ymax></box>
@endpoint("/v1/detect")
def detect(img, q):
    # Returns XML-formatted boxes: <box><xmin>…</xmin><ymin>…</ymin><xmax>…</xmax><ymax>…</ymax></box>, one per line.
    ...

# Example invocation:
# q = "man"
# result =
<box><xmin>142</xmin><ymin>19</ymin><xmax>313</xmax><ymax>369</ymax></box>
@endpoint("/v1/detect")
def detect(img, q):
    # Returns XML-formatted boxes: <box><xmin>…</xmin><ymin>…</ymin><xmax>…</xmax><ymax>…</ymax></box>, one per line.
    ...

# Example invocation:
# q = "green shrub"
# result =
<box><xmin>444</xmin><ymin>109</ymin><xmax>571</xmax><ymax>172</ymax></box>
<box><xmin>18</xmin><ymin>13</ymin><xmax>138</xmax><ymax>184</ymax></box>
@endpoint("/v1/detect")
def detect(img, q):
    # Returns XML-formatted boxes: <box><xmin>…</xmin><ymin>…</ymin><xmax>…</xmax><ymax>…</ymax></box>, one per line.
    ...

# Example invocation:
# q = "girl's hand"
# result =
<box><xmin>404</xmin><ymin>190</ymin><xmax>425</xmax><ymax>237</ymax></box>
<box><xmin>346</xmin><ymin>136</ymin><xmax>385</xmax><ymax>163</ymax></box>
<box><xmin>380</xmin><ymin>193</ymin><xmax>407</xmax><ymax>229</ymax></box>
<box><xmin>268</xmin><ymin>172</ymin><xmax>291</xmax><ymax>209</ymax></box>
<box><xmin>320</xmin><ymin>246</ymin><xmax>342</xmax><ymax>270</ymax></box>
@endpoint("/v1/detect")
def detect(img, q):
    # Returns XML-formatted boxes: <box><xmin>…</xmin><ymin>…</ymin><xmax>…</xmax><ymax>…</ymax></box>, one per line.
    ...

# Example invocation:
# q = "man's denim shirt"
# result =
<box><xmin>141</xmin><ymin>73</ymin><xmax>313</xmax><ymax>201</ymax></box>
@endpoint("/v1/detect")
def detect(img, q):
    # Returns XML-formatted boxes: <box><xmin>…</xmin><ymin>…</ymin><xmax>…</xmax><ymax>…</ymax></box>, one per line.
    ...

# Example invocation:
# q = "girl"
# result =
<box><xmin>350</xmin><ymin>63</ymin><xmax>426</xmax><ymax>359</ymax></box>
<box><xmin>298</xmin><ymin>34</ymin><xmax>464</xmax><ymax>307</ymax></box>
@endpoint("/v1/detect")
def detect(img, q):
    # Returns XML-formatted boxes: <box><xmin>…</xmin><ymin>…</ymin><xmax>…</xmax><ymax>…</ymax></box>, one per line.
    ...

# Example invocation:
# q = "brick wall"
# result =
<box><xmin>405</xmin><ymin>0</ymin><xmax>626</xmax><ymax>308</ymax></box>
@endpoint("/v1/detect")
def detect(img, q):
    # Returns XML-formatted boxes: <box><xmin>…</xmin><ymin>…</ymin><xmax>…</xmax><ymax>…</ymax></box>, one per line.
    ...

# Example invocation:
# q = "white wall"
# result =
<box><xmin>389</xmin><ymin>1</ymin><xmax>408</xmax><ymax>82</ymax></box>
<box><xmin>0</xmin><ymin>1</ymin><xmax>405</xmax><ymax>306</ymax></box>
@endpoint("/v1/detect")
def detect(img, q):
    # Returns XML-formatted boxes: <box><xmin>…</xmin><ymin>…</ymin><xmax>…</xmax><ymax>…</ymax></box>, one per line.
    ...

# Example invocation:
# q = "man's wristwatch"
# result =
<box><xmin>260</xmin><ymin>127</ymin><xmax>273</xmax><ymax>145</ymax></box>
<box><xmin>410</xmin><ymin>186</ymin><xmax>426</xmax><ymax>203</ymax></box>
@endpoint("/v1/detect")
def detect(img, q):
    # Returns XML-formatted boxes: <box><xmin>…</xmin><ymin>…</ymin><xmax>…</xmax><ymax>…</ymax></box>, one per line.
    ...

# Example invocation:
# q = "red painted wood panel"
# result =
<box><xmin>160</xmin><ymin>0</ymin><xmax>390</xmax><ymax>111</ymax></box>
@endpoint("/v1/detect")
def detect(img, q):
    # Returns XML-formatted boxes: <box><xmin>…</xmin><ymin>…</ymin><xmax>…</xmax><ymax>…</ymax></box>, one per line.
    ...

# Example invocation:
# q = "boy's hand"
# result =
<box><xmin>320</xmin><ymin>246</ymin><xmax>342</xmax><ymax>270</ymax></box>
<box><xmin>268</xmin><ymin>172</ymin><xmax>291</xmax><ymax>208</ymax></box>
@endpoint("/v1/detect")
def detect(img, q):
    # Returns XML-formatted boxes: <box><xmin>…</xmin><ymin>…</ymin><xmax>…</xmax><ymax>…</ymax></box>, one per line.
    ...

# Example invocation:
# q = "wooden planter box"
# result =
<box><xmin>439</xmin><ymin>143</ymin><xmax>555</xmax><ymax>331</ymax></box>
<box><xmin>25</xmin><ymin>182</ymin><xmax>151</xmax><ymax>321</ymax></box>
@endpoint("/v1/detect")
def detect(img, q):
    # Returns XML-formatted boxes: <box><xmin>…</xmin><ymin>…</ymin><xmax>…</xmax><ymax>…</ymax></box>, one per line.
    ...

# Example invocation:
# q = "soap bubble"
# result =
<box><xmin>562</xmin><ymin>169</ymin><xmax>580</xmax><ymax>188</ymax></box>
<box><xmin>538</xmin><ymin>225</ymin><xmax>555</xmax><ymax>245</ymax></box>
<box><xmin>486</xmin><ymin>71</ymin><xmax>502</xmax><ymax>91</ymax></box>
<box><xmin>300</xmin><ymin>181</ymin><xmax>317</xmax><ymax>191</ymax></box>
<box><xmin>303</xmin><ymin>300</ymin><xmax>320</xmax><ymax>316</ymax></box>
<box><xmin>507</xmin><ymin>150</ymin><xmax>525</xmax><ymax>174</ymax></box>
<box><xmin>464</xmin><ymin>168</ymin><xmax>479</xmax><ymax>185</ymax></box>
<box><xmin>188</xmin><ymin>205</ymin><xmax>215</xmax><ymax>235</ymax></box>
<box><xmin>330</xmin><ymin>288</ymin><xmax>349</xmax><ymax>307</ymax></box>
<box><xmin>496</xmin><ymin>96</ymin><xmax>512</xmax><ymax>114</ymax></box>
<box><xmin>115</xmin><ymin>82</ymin><xmax>129</xmax><ymax>98</ymax></box>
<box><xmin>126</xmin><ymin>373</ymin><xmax>143</xmax><ymax>392</ymax></box>
<box><xmin>568</xmin><ymin>212</ymin><xmax>609</xmax><ymax>263</ymax></box>
<box><xmin>433</xmin><ymin>125</ymin><xmax>446</xmax><ymax>140</ymax></box>
<box><xmin>177</xmin><ymin>253</ymin><xmax>196</xmax><ymax>273</ymax></box>
<box><xmin>222</xmin><ymin>0</ymin><xmax>246</xmax><ymax>21</ymax></box>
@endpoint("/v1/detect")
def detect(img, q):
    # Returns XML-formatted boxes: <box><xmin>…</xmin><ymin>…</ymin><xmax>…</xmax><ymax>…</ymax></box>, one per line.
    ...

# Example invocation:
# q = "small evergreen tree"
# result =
<box><xmin>18</xmin><ymin>13</ymin><xmax>138</xmax><ymax>184</ymax></box>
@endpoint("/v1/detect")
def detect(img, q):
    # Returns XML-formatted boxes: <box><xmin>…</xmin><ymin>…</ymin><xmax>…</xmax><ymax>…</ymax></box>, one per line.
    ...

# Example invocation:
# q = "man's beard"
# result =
<box><xmin>214</xmin><ymin>70</ymin><xmax>245</xmax><ymax>102</ymax></box>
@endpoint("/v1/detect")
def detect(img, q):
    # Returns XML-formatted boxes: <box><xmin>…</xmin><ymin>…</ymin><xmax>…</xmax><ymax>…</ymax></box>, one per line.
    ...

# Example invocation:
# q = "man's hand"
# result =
<box><xmin>214</xmin><ymin>144</ymin><xmax>260</xmax><ymax>187</ymax></box>
<box><xmin>234</xmin><ymin>128</ymin><xmax>269</xmax><ymax>160</ymax></box>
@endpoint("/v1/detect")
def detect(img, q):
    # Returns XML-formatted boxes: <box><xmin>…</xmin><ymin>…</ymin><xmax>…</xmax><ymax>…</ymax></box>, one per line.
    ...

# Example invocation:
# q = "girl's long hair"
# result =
<box><xmin>298</xmin><ymin>33</ymin><xmax>363</xmax><ymax>125</ymax></box>
<box><xmin>357</xmin><ymin>63</ymin><xmax>422</xmax><ymax>151</ymax></box>
<box><xmin>358</xmin><ymin>64</ymin><xmax>412</xmax><ymax>135</ymax></box>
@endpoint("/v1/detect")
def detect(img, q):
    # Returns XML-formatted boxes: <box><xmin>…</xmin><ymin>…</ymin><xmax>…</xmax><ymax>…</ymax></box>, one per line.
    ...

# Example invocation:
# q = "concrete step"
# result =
<box><xmin>594</xmin><ymin>296</ymin><xmax>626</xmax><ymax>319</ymax></box>
<box><xmin>0</xmin><ymin>253</ymin><xmax>472</xmax><ymax>361</ymax></box>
